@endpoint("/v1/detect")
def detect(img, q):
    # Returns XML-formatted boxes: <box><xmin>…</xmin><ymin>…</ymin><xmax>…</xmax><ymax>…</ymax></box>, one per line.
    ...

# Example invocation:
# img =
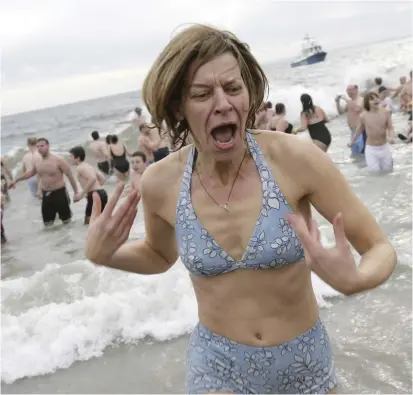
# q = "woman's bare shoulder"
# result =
<box><xmin>139</xmin><ymin>145</ymin><xmax>192</xmax><ymax>207</ymax></box>
<box><xmin>254</xmin><ymin>130</ymin><xmax>312</xmax><ymax>160</ymax></box>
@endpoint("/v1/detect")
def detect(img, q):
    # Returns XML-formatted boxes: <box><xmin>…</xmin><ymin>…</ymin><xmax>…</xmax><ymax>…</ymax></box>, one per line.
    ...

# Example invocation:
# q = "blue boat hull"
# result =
<box><xmin>291</xmin><ymin>52</ymin><xmax>327</xmax><ymax>68</ymax></box>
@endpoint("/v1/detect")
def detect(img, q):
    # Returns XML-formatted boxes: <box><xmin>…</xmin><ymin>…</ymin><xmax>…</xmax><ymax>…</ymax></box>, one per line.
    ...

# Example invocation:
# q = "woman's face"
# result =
<box><xmin>181</xmin><ymin>52</ymin><xmax>249</xmax><ymax>160</ymax></box>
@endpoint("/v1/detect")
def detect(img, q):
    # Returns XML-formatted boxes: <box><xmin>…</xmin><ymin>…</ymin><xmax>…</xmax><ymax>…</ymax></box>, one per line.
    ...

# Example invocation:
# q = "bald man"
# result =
<box><xmin>336</xmin><ymin>84</ymin><xmax>366</xmax><ymax>156</ymax></box>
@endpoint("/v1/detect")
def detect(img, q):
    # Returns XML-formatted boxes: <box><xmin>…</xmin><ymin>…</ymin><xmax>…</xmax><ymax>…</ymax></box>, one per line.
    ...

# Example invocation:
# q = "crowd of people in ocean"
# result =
<box><xmin>0</xmin><ymin>70</ymin><xmax>411</xmax><ymax>244</ymax></box>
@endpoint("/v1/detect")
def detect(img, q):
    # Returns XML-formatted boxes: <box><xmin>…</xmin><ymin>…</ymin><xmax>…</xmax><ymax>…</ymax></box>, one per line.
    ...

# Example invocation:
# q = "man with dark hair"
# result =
<box><xmin>69</xmin><ymin>145</ymin><xmax>108</xmax><ymax>225</ymax></box>
<box><xmin>348</xmin><ymin>92</ymin><xmax>396</xmax><ymax>173</ymax></box>
<box><xmin>89</xmin><ymin>131</ymin><xmax>112</xmax><ymax>175</ymax></box>
<box><xmin>266</xmin><ymin>101</ymin><xmax>275</xmax><ymax>118</ymax></box>
<box><xmin>9</xmin><ymin>138</ymin><xmax>79</xmax><ymax>226</ymax></box>
<box><xmin>137</xmin><ymin>123</ymin><xmax>157</xmax><ymax>164</ymax></box>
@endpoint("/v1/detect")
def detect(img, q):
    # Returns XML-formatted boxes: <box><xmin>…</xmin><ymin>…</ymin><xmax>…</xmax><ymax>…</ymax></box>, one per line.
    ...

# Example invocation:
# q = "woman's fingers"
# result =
<box><xmin>90</xmin><ymin>192</ymin><xmax>102</xmax><ymax>223</ymax></box>
<box><xmin>333</xmin><ymin>212</ymin><xmax>348</xmax><ymax>251</ymax></box>
<box><xmin>114</xmin><ymin>199</ymin><xmax>138</xmax><ymax>238</ymax></box>
<box><xmin>287</xmin><ymin>213</ymin><xmax>322</xmax><ymax>257</ymax></box>
<box><xmin>102</xmin><ymin>182</ymin><xmax>125</xmax><ymax>218</ymax></box>
<box><xmin>119</xmin><ymin>208</ymin><xmax>138</xmax><ymax>242</ymax></box>
<box><xmin>111</xmin><ymin>191</ymin><xmax>140</xmax><ymax>228</ymax></box>
<box><xmin>309</xmin><ymin>219</ymin><xmax>321</xmax><ymax>243</ymax></box>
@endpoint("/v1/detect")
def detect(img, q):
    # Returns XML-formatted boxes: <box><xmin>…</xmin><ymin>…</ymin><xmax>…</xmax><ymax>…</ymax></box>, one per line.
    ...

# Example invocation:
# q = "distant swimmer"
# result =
<box><xmin>295</xmin><ymin>93</ymin><xmax>332</xmax><ymax>152</ymax></box>
<box><xmin>392</xmin><ymin>76</ymin><xmax>408</xmax><ymax>112</ymax></box>
<box><xmin>137</xmin><ymin>123</ymin><xmax>157</xmax><ymax>164</ymax></box>
<box><xmin>378</xmin><ymin>86</ymin><xmax>396</xmax><ymax>114</ymax></box>
<box><xmin>108</xmin><ymin>135</ymin><xmax>131</xmax><ymax>182</ymax></box>
<box><xmin>117</xmin><ymin>107</ymin><xmax>146</xmax><ymax>132</ymax></box>
<box><xmin>21</xmin><ymin>137</ymin><xmax>42</xmax><ymax>198</ymax></box>
<box><xmin>336</xmin><ymin>85</ymin><xmax>365</xmax><ymax>156</ymax></box>
<box><xmin>1</xmin><ymin>157</ymin><xmax>13</xmax><ymax>202</ymax></box>
<box><xmin>254</xmin><ymin>102</ymin><xmax>271</xmax><ymax>129</ymax></box>
<box><xmin>129</xmin><ymin>151</ymin><xmax>147</xmax><ymax>192</ymax></box>
<box><xmin>69</xmin><ymin>146</ymin><xmax>108</xmax><ymax>225</ymax></box>
<box><xmin>267</xmin><ymin>103</ymin><xmax>294</xmax><ymax>133</ymax></box>
<box><xmin>400</xmin><ymin>70</ymin><xmax>412</xmax><ymax>121</ymax></box>
<box><xmin>348</xmin><ymin>92</ymin><xmax>396</xmax><ymax>173</ymax></box>
<box><xmin>90</xmin><ymin>131</ymin><xmax>112</xmax><ymax>176</ymax></box>
<box><xmin>266</xmin><ymin>101</ymin><xmax>275</xmax><ymax>118</ymax></box>
<box><xmin>9</xmin><ymin>138</ymin><xmax>79</xmax><ymax>226</ymax></box>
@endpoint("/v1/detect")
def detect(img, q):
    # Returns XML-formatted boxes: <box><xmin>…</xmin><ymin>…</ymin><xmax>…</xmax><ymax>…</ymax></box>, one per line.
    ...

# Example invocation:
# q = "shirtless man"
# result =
<box><xmin>137</xmin><ymin>123</ymin><xmax>157</xmax><ymax>164</ymax></box>
<box><xmin>254</xmin><ymin>103</ymin><xmax>270</xmax><ymax>129</ymax></box>
<box><xmin>392</xmin><ymin>76</ymin><xmax>408</xmax><ymax>111</ymax></box>
<box><xmin>336</xmin><ymin>84</ymin><xmax>365</xmax><ymax>156</ymax></box>
<box><xmin>400</xmin><ymin>70</ymin><xmax>412</xmax><ymax>121</ymax></box>
<box><xmin>69</xmin><ymin>146</ymin><xmax>108</xmax><ymax>225</ymax></box>
<box><xmin>266</xmin><ymin>101</ymin><xmax>275</xmax><ymax>118</ymax></box>
<box><xmin>129</xmin><ymin>151</ymin><xmax>147</xmax><ymax>192</ymax></box>
<box><xmin>21</xmin><ymin>137</ymin><xmax>42</xmax><ymax>198</ymax></box>
<box><xmin>117</xmin><ymin>107</ymin><xmax>146</xmax><ymax>132</ymax></box>
<box><xmin>149</xmin><ymin>119</ymin><xmax>171</xmax><ymax>162</ymax></box>
<box><xmin>90</xmin><ymin>131</ymin><xmax>112</xmax><ymax>175</ymax></box>
<box><xmin>348</xmin><ymin>92</ymin><xmax>396</xmax><ymax>173</ymax></box>
<box><xmin>9</xmin><ymin>138</ymin><xmax>79</xmax><ymax>226</ymax></box>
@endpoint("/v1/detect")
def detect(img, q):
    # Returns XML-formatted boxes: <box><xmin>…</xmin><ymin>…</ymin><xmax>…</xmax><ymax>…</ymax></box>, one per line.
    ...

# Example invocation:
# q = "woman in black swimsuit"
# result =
<box><xmin>267</xmin><ymin>103</ymin><xmax>294</xmax><ymax>134</ymax></box>
<box><xmin>108</xmin><ymin>135</ymin><xmax>131</xmax><ymax>182</ymax></box>
<box><xmin>295</xmin><ymin>93</ymin><xmax>332</xmax><ymax>152</ymax></box>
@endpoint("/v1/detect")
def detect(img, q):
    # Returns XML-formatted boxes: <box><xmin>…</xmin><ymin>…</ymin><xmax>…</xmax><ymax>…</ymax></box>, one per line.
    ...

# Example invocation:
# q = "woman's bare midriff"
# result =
<box><xmin>191</xmin><ymin>263</ymin><xmax>319</xmax><ymax>347</ymax></box>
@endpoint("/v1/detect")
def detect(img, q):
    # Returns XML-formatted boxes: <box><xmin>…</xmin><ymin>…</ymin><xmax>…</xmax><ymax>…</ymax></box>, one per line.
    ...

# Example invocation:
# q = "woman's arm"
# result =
<box><xmin>294</xmin><ymin>113</ymin><xmax>308</xmax><ymax>134</ymax></box>
<box><xmin>297</xmin><ymin>139</ymin><xmax>396</xmax><ymax>293</ymax></box>
<box><xmin>104</xmin><ymin>166</ymin><xmax>178</xmax><ymax>274</ymax></box>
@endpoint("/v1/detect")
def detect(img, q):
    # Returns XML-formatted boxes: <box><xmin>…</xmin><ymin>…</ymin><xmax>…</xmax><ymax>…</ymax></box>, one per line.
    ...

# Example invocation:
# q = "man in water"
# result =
<box><xmin>392</xmin><ymin>76</ymin><xmax>408</xmax><ymax>112</ymax></box>
<box><xmin>117</xmin><ymin>107</ymin><xmax>146</xmax><ymax>132</ymax></box>
<box><xmin>21</xmin><ymin>137</ymin><xmax>42</xmax><ymax>198</ymax></box>
<box><xmin>90</xmin><ymin>131</ymin><xmax>112</xmax><ymax>176</ymax></box>
<box><xmin>335</xmin><ymin>85</ymin><xmax>365</xmax><ymax>156</ymax></box>
<box><xmin>137</xmin><ymin>123</ymin><xmax>157</xmax><ymax>164</ymax></box>
<box><xmin>148</xmin><ymin>118</ymin><xmax>171</xmax><ymax>162</ymax></box>
<box><xmin>69</xmin><ymin>146</ymin><xmax>108</xmax><ymax>225</ymax></box>
<box><xmin>400</xmin><ymin>70</ymin><xmax>412</xmax><ymax>121</ymax></box>
<box><xmin>348</xmin><ymin>92</ymin><xmax>396</xmax><ymax>173</ymax></box>
<box><xmin>254</xmin><ymin>102</ymin><xmax>271</xmax><ymax>129</ymax></box>
<box><xmin>9</xmin><ymin>138</ymin><xmax>79</xmax><ymax>226</ymax></box>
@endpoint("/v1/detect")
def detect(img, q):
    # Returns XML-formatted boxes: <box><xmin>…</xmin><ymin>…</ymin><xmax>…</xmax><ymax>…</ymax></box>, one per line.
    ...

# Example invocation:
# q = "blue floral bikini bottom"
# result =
<box><xmin>186</xmin><ymin>318</ymin><xmax>338</xmax><ymax>394</ymax></box>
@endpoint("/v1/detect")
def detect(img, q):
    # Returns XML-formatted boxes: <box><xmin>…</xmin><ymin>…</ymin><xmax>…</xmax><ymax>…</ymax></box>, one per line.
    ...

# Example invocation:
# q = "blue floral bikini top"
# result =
<box><xmin>175</xmin><ymin>132</ymin><xmax>305</xmax><ymax>277</ymax></box>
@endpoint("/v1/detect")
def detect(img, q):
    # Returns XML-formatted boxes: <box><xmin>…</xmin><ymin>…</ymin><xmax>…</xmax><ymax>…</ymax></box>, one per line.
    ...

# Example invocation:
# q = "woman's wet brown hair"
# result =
<box><xmin>142</xmin><ymin>24</ymin><xmax>269</xmax><ymax>149</ymax></box>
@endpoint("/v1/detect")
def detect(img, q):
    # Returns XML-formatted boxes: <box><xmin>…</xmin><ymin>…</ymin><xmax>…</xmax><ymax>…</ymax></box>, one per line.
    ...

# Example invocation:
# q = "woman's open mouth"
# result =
<box><xmin>210</xmin><ymin>123</ymin><xmax>236</xmax><ymax>150</ymax></box>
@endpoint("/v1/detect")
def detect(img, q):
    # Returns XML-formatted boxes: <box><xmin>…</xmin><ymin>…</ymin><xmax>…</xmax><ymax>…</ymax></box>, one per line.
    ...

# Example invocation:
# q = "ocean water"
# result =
<box><xmin>1</xmin><ymin>37</ymin><xmax>412</xmax><ymax>393</ymax></box>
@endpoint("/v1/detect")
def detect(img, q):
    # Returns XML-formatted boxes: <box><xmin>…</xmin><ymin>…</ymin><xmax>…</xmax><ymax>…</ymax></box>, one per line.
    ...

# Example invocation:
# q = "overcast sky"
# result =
<box><xmin>1</xmin><ymin>0</ymin><xmax>412</xmax><ymax>115</ymax></box>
